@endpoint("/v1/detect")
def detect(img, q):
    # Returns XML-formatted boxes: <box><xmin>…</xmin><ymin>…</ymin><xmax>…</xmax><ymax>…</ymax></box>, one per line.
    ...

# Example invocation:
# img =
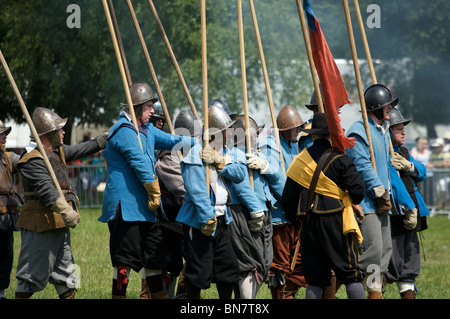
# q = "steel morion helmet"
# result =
<box><xmin>389</xmin><ymin>108</ymin><xmax>410</xmax><ymax>128</ymax></box>
<box><xmin>276</xmin><ymin>105</ymin><xmax>304</xmax><ymax>131</ymax></box>
<box><xmin>364</xmin><ymin>84</ymin><xmax>398</xmax><ymax>111</ymax></box>
<box><xmin>0</xmin><ymin>120</ymin><xmax>12</xmax><ymax>136</ymax></box>
<box><xmin>208</xmin><ymin>99</ymin><xmax>235</xmax><ymax>116</ymax></box>
<box><xmin>121</xmin><ymin>82</ymin><xmax>158</xmax><ymax>107</ymax></box>
<box><xmin>208</xmin><ymin>105</ymin><xmax>236</xmax><ymax>135</ymax></box>
<box><xmin>151</xmin><ymin>101</ymin><xmax>165</xmax><ymax>120</ymax></box>
<box><xmin>32</xmin><ymin>107</ymin><xmax>68</xmax><ymax>136</ymax></box>
<box><xmin>174</xmin><ymin>110</ymin><xmax>202</xmax><ymax>137</ymax></box>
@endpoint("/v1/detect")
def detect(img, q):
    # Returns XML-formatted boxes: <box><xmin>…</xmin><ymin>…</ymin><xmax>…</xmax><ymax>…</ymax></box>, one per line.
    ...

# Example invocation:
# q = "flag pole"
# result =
<box><xmin>126</xmin><ymin>0</ymin><xmax>174</xmax><ymax>134</ymax></box>
<box><xmin>201</xmin><ymin>0</ymin><xmax>210</xmax><ymax>193</ymax></box>
<box><xmin>146</xmin><ymin>0</ymin><xmax>201</xmax><ymax>122</ymax></box>
<box><xmin>237</xmin><ymin>0</ymin><xmax>254</xmax><ymax>189</ymax></box>
<box><xmin>295</xmin><ymin>0</ymin><xmax>324</xmax><ymax>114</ymax></box>
<box><xmin>353</xmin><ymin>0</ymin><xmax>395</xmax><ymax>158</ymax></box>
<box><xmin>248</xmin><ymin>0</ymin><xmax>285</xmax><ymax>176</ymax></box>
<box><xmin>0</xmin><ymin>49</ymin><xmax>64</xmax><ymax>197</ymax></box>
<box><xmin>107</xmin><ymin>0</ymin><xmax>132</xmax><ymax>86</ymax></box>
<box><xmin>342</xmin><ymin>0</ymin><xmax>376</xmax><ymax>171</ymax></box>
<box><xmin>102</xmin><ymin>0</ymin><xmax>142</xmax><ymax>150</ymax></box>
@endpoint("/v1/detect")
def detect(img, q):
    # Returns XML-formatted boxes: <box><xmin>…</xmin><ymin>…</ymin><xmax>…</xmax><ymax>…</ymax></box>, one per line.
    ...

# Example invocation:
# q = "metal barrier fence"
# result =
<box><xmin>11</xmin><ymin>164</ymin><xmax>450</xmax><ymax>212</ymax></box>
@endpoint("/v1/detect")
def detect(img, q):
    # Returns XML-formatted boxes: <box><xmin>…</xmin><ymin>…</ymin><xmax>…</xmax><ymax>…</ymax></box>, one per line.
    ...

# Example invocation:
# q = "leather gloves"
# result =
<box><xmin>390</xmin><ymin>153</ymin><xmax>413</xmax><ymax>172</ymax></box>
<box><xmin>246</xmin><ymin>153</ymin><xmax>268</xmax><ymax>171</ymax></box>
<box><xmin>201</xmin><ymin>145</ymin><xmax>231</xmax><ymax>171</ymax></box>
<box><xmin>248</xmin><ymin>210</ymin><xmax>265</xmax><ymax>232</ymax></box>
<box><xmin>96</xmin><ymin>132</ymin><xmax>109</xmax><ymax>150</ymax></box>
<box><xmin>201</xmin><ymin>216</ymin><xmax>217</xmax><ymax>236</ymax></box>
<box><xmin>373</xmin><ymin>186</ymin><xmax>391</xmax><ymax>215</ymax></box>
<box><xmin>51</xmin><ymin>195</ymin><xmax>79</xmax><ymax>228</ymax></box>
<box><xmin>352</xmin><ymin>204</ymin><xmax>365</xmax><ymax>222</ymax></box>
<box><xmin>403</xmin><ymin>207</ymin><xmax>418</xmax><ymax>230</ymax></box>
<box><xmin>143</xmin><ymin>178</ymin><xmax>161</xmax><ymax>211</ymax></box>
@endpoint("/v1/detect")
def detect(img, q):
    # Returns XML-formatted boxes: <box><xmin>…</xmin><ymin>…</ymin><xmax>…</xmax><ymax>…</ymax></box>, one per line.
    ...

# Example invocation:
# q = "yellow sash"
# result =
<box><xmin>287</xmin><ymin>149</ymin><xmax>363</xmax><ymax>243</ymax></box>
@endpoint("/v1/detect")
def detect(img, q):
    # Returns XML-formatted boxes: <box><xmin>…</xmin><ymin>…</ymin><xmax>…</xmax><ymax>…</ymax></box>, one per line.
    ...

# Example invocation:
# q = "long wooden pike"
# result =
<box><xmin>126</xmin><ymin>0</ymin><xmax>174</xmax><ymax>134</ymax></box>
<box><xmin>146</xmin><ymin>0</ymin><xmax>201</xmax><ymax>122</ymax></box>
<box><xmin>201</xmin><ymin>0</ymin><xmax>210</xmax><ymax>193</ymax></box>
<box><xmin>248</xmin><ymin>0</ymin><xmax>285</xmax><ymax>176</ymax></box>
<box><xmin>237</xmin><ymin>0</ymin><xmax>254</xmax><ymax>189</ymax></box>
<box><xmin>102</xmin><ymin>0</ymin><xmax>142</xmax><ymax>149</ymax></box>
<box><xmin>343</xmin><ymin>0</ymin><xmax>376</xmax><ymax>171</ymax></box>
<box><xmin>0</xmin><ymin>49</ymin><xmax>64</xmax><ymax>197</ymax></box>
<box><xmin>295</xmin><ymin>0</ymin><xmax>324</xmax><ymax>114</ymax></box>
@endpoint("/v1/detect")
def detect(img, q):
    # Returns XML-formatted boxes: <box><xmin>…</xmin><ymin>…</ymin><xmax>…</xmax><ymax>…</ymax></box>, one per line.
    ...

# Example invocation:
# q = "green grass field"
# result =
<box><xmin>4</xmin><ymin>209</ymin><xmax>450</xmax><ymax>299</ymax></box>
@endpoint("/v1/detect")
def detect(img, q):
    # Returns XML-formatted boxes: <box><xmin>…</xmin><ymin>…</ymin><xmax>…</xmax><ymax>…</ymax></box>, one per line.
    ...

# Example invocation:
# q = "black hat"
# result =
<box><xmin>300</xmin><ymin>112</ymin><xmax>329</xmax><ymax>135</ymax></box>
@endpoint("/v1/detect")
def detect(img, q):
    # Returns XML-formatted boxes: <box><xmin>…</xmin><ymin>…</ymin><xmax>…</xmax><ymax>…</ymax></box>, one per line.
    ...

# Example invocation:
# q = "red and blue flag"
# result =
<box><xmin>303</xmin><ymin>0</ymin><xmax>355</xmax><ymax>152</ymax></box>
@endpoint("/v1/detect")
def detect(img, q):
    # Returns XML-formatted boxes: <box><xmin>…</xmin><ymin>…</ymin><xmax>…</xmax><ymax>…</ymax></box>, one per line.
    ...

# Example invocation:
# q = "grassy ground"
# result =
<box><xmin>4</xmin><ymin>209</ymin><xmax>450</xmax><ymax>299</ymax></box>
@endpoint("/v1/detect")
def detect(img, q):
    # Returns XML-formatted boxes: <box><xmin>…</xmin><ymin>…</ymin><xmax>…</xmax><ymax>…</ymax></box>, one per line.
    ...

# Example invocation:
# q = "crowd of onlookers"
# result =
<box><xmin>410</xmin><ymin>133</ymin><xmax>450</xmax><ymax>210</ymax></box>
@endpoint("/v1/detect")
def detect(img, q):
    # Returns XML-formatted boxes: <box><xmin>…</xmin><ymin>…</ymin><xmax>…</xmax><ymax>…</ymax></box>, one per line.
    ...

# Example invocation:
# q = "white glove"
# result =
<box><xmin>51</xmin><ymin>195</ymin><xmax>79</xmax><ymax>228</ymax></box>
<box><xmin>248</xmin><ymin>210</ymin><xmax>264</xmax><ymax>233</ymax></box>
<box><xmin>390</xmin><ymin>153</ymin><xmax>413</xmax><ymax>172</ymax></box>
<box><xmin>403</xmin><ymin>207</ymin><xmax>417</xmax><ymax>230</ymax></box>
<box><xmin>246</xmin><ymin>153</ymin><xmax>268</xmax><ymax>171</ymax></box>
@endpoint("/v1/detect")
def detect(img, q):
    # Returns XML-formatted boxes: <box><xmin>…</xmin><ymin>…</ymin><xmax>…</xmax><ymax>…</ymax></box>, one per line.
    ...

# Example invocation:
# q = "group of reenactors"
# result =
<box><xmin>0</xmin><ymin>80</ymin><xmax>429</xmax><ymax>300</ymax></box>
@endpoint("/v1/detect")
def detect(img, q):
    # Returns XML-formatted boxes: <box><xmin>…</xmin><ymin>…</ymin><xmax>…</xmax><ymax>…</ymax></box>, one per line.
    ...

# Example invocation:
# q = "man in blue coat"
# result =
<box><xmin>99</xmin><ymin>82</ymin><xmax>195</xmax><ymax>299</ymax></box>
<box><xmin>346</xmin><ymin>84</ymin><xmax>396</xmax><ymax>298</ymax></box>
<box><xmin>176</xmin><ymin>105</ymin><xmax>245</xmax><ymax>299</ymax></box>
<box><xmin>385</xmin><ymin>108</ymin><xmax>429</xmax><ymax>299</ymax></box>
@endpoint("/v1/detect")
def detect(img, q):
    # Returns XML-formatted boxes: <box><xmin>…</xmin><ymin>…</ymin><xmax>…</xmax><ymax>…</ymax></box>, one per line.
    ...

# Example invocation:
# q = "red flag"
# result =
<box><xmin>303</xmin><ymin>0</ymin><xmax>355</xmax><ymax>153</ymax></box>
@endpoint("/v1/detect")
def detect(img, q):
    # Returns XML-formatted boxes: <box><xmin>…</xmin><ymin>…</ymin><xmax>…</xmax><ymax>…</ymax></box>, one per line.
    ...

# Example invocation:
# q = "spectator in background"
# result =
<box><xmin>429</xmin><ymin>137</ymin><xmax>450</xmax><ymax>209</ymax></box>
<box><xmin>410</xmin><ymin>137</ymin><xmax>432</xmax><ymax>169</ymax></box>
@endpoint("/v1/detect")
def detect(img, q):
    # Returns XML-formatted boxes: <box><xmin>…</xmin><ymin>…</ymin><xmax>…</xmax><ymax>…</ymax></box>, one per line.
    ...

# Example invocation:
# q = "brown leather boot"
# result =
<box><xmin>59</xmin><ymin>289</ymin><xmax>75</xmax><ymax>299</ymax></box>
<box><xmin>368</xmin><ymin>291</ymin><xmax>383</xmax><ymax>299</ymax></box>
<box><xmin>284</xmin><ymin>280</ymin><xmax>299</xmax><ymax>299</ymax></box>
<box><xmin>270</xmin><ymin>286</ymin><xmax>285</xmax><ymax>299</ymax></box>
<box><xmin>151</xmin><ymin>290</ymin><xmax>169</xmax><ymax>299</ymax></box>
<box><xmin>400</xmin><ymin>290</ymin><xmax>416</xmax><ymax>299</ymax></box>
<box><xmin>140</xmin><ymin>279</ymin><xmax>150</xmax><ymax>299</ymax></box>
<box><xmin>322</xmin><ymin>275</ymin><xmax>337</xmax><ymax>299</ymax></box>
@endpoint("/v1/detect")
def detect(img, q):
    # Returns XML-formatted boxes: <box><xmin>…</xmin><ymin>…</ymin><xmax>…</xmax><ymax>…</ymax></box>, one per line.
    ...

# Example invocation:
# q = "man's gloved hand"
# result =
<box><xmin>248</xmin><ymin>210</ymin><xmax>265</xmax><ymax>232</ymax></box>
<box><xmin>352</xmin><ymin>204</ymin><xmax>365</xmax><ymax>222</ymax></box>
<box><xmin>201</xmin><ymin>216</ymin><xmax>217</xmax><ymax>236</ymax></box>
<box><xmin>51</xmin><ymin>195</ymin><xmax>79</xmax><ymax>228</ymax></box>
<box><xmin>246</xmin><ymin>153</ymin><xmax>268</xmax><ymax>171</ymax></box>
<box><xmin>390</xmin><ymin>153</ymin><xmax>413</xmax><ymax>172</ymax></box>
<box><xmin>143</xmin><ymin>178</ymin><xmax>161</xmax><ymax>211</ymax></box>
<box><xmin>374</xmin><ymin>187</ymin><xmax>391</xmax><ymax>215</ymax></box>
<box><xmin>201</xmin><ymin>145</ymin><xmax>230</xmax><ymax>171</ymax></box>
<box><xmin>403</xmin><ymin>207</ymin><xmax>418</xmax><ymax>230</ymax></box>
<box><xmin>96</xmin><ymin>132</ymin><xmax>109</xmax><ymax>150</ymax></box>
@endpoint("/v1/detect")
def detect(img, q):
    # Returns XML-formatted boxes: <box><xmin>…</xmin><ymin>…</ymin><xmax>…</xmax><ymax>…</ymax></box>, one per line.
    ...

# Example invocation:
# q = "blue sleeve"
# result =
<box><xmin>409</xmin><ymin>152</ymin><xmax>427</xmax><ymax>182</ymax></box>
<box><xmin>229</xmin><ymin>163</ymin><xmax>266</xmax><ymax>212</ymax></box>
<box><xmin>181</xmin><ymin>162</ymin><xmax>215</xmax><ymax>226</ymax></box>
<box><xmin>389</xmin><ymin>161</ymin><xmax>416</xmax><ymax>212</ymax></box>
<box><xmin>346</xmin><ymin>133</ymin><xmax>383</xmax><ymax>197</ymax></box>
<box><xmin>152</xmin><ymin>125</ymin><xmax>196</xmax><ymax>151</ymax></box>
<box><xmin>218</xmin><ymin>162</ymin><xmax>246</xmax><ymax>183</ymax></box>
<box><xmin>110</xmin><ymin>126</ymin><xmax>155</xmax><ymax>183</ymax></box>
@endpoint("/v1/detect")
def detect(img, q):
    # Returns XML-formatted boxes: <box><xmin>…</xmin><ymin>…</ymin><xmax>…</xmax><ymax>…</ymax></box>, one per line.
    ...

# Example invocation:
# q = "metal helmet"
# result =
<box><xmin>231</xmin><ymin>114</ymin><xmax>262</xmax><ymax>136</ymax></box>
<box><xmin>364</xmin><ymin>84</ymin><xmax>398</xmax><ymax>111</ymax></box>
<box><xmin>33</xmin><ymin>107</ymin><xmax>67</xmax><ymax>136</ymax></box>
<box><xmin>121</xmin><ymin>81</ymin><xmax>158</xmax><ymax>107</ymax></box>
<box><xmin>208</xmin><ymin>105</ymin><xmax>236</xmax><ymax>135</ymax></box>
<box><xmin>389</xmin><ymin>108</ymin><xmax>410</xmax><ymax>127</ymax></box>
<box><xmin>276</xmin><ymin>105</ymin><xmax>304</xmax><ymax>131</ymax></box>
<box><xmin>0</xmin><ymin>120</ymin><xmax>11</xmax><ymax>136</ymax></box>
<box><xmin>174</xmin><ymin>110</ymin><xmax>202</xmax><ymax>137</ymax></box>
<box><xmin>208</xmin><ymin>99</ymin><xmax>235</xmax><ymax>116</ymax></box>
<box><xmin>151</xmin><ymin>101</ymin><xmax>165</xmax><ymax>120</ymax></box>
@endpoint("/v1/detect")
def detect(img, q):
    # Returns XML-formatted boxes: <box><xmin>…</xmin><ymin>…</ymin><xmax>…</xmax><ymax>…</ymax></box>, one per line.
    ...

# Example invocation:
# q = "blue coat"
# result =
<box><xmin>99</xmin><ymin>114</ymin><xmax>195</xmax><ymax>223</ymax></box>
<box><xmin>226</xmin><ymin>146</ymin><xmax>270</xmax><ymax>213</ymax></box>
<box><xmin>346</xmin><ymin>117</ymin><xmax>392</xmax><ymax>214</ymax></box>
<box><xmin>176</xmin><ymin>143</ymin><xmax>246</xmax><ymax>232</ymax></box>
<box><xmin>391</xmin><ymin>144</ymin><xmax>430</xmax><ymax>217</ymax></box>
<box><xmin>257</xmin><ymin>133</ymin><xmax>298</xmax><ymax>223</ymax></box>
